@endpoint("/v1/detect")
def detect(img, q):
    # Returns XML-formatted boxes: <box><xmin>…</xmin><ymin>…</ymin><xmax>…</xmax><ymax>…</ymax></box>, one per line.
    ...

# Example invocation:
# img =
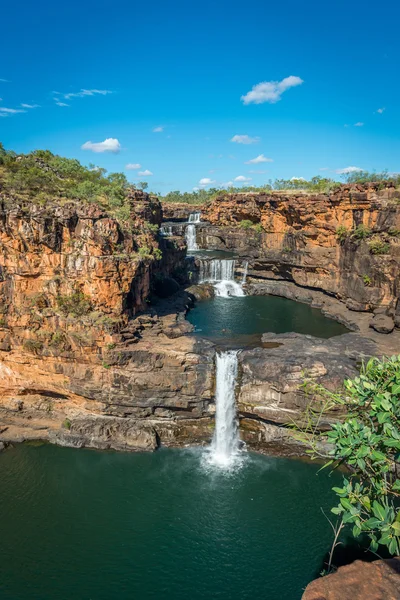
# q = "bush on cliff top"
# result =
<box><xmin>0</xmin><ymin>143</ymin><xmax>130</xmax><ymax>212</ymax></box>
<box><xmin>296</xmin><ymin>355</ymin><xmax>400</xmax><ymax>560</ymax></box>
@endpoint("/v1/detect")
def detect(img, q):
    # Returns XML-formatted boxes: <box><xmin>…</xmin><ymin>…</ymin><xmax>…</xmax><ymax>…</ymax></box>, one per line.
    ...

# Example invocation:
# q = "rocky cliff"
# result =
<box><xmin>197</xmin><ymin>184</ymin><xmax>400</xmax><ymax>329</ymax></box>
<box><xmin>0</xmin><ymin>190</ymin><xmax>216</xmax><ymax>451</ymax></box>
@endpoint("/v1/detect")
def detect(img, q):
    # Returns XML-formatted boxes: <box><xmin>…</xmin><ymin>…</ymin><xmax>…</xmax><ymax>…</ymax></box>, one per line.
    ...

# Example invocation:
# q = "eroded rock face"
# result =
<box><xmin>302</xmin><ymin>558</ymin><xmax>400</xmax><ymax>600</ymax></box>
<box><xmin>237</xmin><ymin>332</ymin><xmax>377</xmax><ymax>452</ymax></box>
<box><xmin>194</xmin><ymin>185</ymin><xmax>400</xmax><ymax>316</ymax></box>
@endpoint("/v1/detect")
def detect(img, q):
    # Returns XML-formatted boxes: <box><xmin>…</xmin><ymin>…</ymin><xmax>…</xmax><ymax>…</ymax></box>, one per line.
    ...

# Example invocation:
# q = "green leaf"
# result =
<box><xmin>364</xmin><ymin>517</ymin><xmax>382</xmax><ymax>529</ymax></box>
<box><xmin>391</xmin><ymin>384</ymin><xmax>400</xmax><ymax>395</ymax></box>
<box><xmin>332</xmin><ymin>487</ymin><xmax>346</xmax><ymax>495</ymax></box>
<box><xmin>391</xmin><ymin>522</ymin><xmax>400</xmax><ymax>533</ymax></box>
<box><xmin>389</xmin><ymin>537</ymin><xmax>398</xmax><ymax>556</ymax></box>
<box><xmin>372</xmin><ymin>501</ymin><xmax>386</xmax><ymax>521</ymax></box>
<box><xmin>340</xmin><ymin>497</ymin><xmax>353</xmax><ymax>511</ymax></box>
<box><xmin>352</xmin><ymin>525</ymin><xmax>361</xmax><ymax>537</ymax></box>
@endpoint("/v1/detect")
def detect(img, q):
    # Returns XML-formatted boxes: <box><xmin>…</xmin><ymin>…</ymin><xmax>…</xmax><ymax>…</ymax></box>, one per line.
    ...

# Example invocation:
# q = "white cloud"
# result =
<box><xmin>138</xmin><ymin>169</ymin><xmax>153</xmax><ymax>176</ymax></box>
<box><xmin>125</xmin><ymin>163</ymin><xmax>141</xmax><ymax>170</ymax></box>
<box><xmin>56</xmin><ymin>89</ymin><xmax>112</xmax><ymax>100</ymax></box>
<box><xmin>199</xmin><ymin>177</ymin><xmax>215</xmax><ymax>186</ymax></box>
<box><xmin>241</xmin><ymin>75</ymin><xmax>303</xmax><ymax>105</ymax></box>
<box><xmin>290</xmin><ymin>177</ymin><xmax>306</xmax><ymax>181</ymax></box>
<box><xmin>152</xmin><ymin>126</ymin><xmax>164</xmax><ymax>132</ymax></box>
<box><xmin>245</xmin><ymin>153</ymin><xmax>273</xmax><ymax>164</ymax></box>
<box><xmin>0</xmin><ymin>107</ymin><xmax>26</xmax><ymax>116</ymax></box>
<box><xmin>81</xmin><ymin>138</ymin><xmax>121</xmax><ymax>153</ymax></box>
<box><xmin>354</xmin><ymin>122</ymin><xmax>364</xmax><ymax>127</ymax></box>
<box><xmin>234</xmin><ymin>175</ymin><xmax>252</xmax><ymax>182</ymax></box>
<box><xmin>54</xmin><ymin>100</ymin><xmax>69</xmax><ymax>107</ymax></box>
<box><xmin>377</xmin><ymin>107</ymin><xmax>385</xmax><ymax>114</ymax></box>
<box><xmin>192</xmin><ymin>187</ymin><xmax>200</xmax><ymax>192</ymax></box>
<box><xmin>336</xmin><ymin>166</ymin><xmax>363</xmax><ymax>174</ymax></box>
<box><xmin>221</xmin><ymin>181</ymin><xmax>234</xmax><ymax>187</ymax></box>
<box><xmin>21</xmin><ymin>103</ymin><xmax>40</xmax><ymax>109</ymax></box>
<box><xmin>231</xmin><ymin>134</ymin><xmax>260</xmax><ymax>144</ymax></box>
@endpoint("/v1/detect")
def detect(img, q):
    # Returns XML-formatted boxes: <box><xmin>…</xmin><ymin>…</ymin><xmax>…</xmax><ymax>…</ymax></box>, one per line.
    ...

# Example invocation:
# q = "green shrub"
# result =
<box><xmin>362</xmin><ymin>275</ymin><xmax>371</xmax><ymax>286</ymax></box>
<box><xmin>62</xmin><ymin>418</ymin><xmax>71</xmax><ymax>430</ymax></box>
<box><xmin>144</xmin><ymin>222</ymin><xmax>159</xmax><ymax>233</ymax></box>
<box><xmin>56</xmin><ymin>290</ymin><xmax>92</xmax><ymax>317</ymax></box>
<box><xmin>336</xmin><ymin>225</ymin><xmax>349</xmax><ymax>242</ymax></box>
<box><xmin>153</xmin><ymin>248</ymin><xmax>163</xmax><ymax>260</ymax></box>
<box><xmin>297</xmin><ymin>356</ymin><xmax>400</xmax><ymax>558</ymax></box>
<box><xmin>238</xmin><ymin>220</ymin><xmax>254</xmax><ymax>230</ymax></box>
<box><xmin>352</xmin><ymin>224</ymin><xmax>371</xmax><ymax>240</ymax></box>
<box><xmin>23</xmin><ymin>339</ymin><xmax>43</xmax><ymax>354</ymax></box>
<box><xmin>252</xmin><ymin>223</ymin><xmax>264</xmax><ymax>233</ymax></box>
<box><xmin>369</xmin><ymin>240</ymin><xmax>391</xmax><ymax>255</ymax></box>
<box><xmin>138</xmin><ymin>246</ymin><xmax>151</xmax><ymax>258</ymax></box>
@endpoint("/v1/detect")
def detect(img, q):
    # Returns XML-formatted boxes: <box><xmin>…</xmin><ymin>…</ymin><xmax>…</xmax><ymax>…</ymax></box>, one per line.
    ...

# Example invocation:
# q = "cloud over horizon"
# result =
<box><xmin>336</xmin><ymin>166</ymin><xmax>363</xmax><ymax>174</ymax></box>
<box><xmin>138</xmin><ymin>169</ymin><xmax>153</xmax><ymax>176</ymax></box>
<box><xmin>241</xmin><ymin>76</ymin><xmax>303</xmax><ymax>105</ymax></box>
<box><xmin>125</xmin><ymin>163</ymin><xmax>141</xmax><ymax>170</ymax></box>
<box><xmin>234</xmin><ymin>175</ymin><xmax>252</xmax><ymax>182</ymax></box>
<box><xmin>81</xmin><ymin>138</ymin><xmax>121</xmax><ymax>153</ymax></box>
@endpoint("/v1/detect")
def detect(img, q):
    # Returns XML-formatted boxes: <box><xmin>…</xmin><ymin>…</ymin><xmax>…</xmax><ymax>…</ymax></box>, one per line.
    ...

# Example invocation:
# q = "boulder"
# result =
<box><xmin>302</xmin><ymin>558</ymin><xmax>400</xmax><ymax>600</ymax></box>
<box><xmin>370</xmin><ymin>314</ymin><xmax>395</xmax><ymax>334</ymax></box>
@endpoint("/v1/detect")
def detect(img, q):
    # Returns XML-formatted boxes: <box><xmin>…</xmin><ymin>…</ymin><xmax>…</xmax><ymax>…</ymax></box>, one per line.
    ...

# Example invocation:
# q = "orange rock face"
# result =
<box><xmin>200</xmin><ymin>184</ymin><xmax>400</xmax><ymax>311</ymax></box>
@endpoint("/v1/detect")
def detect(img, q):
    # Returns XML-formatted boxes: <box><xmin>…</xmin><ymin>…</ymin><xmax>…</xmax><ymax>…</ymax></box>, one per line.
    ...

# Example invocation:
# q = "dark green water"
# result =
<box><xmin>187</xmin><ymin>295</ymin><xmax>348</xmax><ymax>344</ymax></box>
<box><xmin>0</xmin><ymin>444</ymin><xmax>342</xmax><ymax>600</ymax></box>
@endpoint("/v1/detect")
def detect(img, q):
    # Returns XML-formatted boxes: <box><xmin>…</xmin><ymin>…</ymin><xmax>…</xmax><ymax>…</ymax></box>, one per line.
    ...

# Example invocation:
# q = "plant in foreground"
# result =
<box><xmin>293</xmin><ymin>355</ymin><xmax>400</xmax><ymax>558</ymax></box>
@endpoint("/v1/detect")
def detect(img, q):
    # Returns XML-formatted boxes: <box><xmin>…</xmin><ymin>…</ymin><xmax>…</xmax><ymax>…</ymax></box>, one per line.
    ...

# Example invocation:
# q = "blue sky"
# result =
<box><xmin>1</xmin><ymin>0</ymin><xmax>399</xmax><ymax>193</ymax></box>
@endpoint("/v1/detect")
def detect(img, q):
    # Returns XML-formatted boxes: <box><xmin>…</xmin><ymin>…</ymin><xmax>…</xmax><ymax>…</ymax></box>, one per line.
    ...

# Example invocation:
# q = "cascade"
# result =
<box><xmin>185</xmin><ymin>224</ymin><xmax>198</xmax><ymax>251</ymax></box>
<box><xmin>188</xmin><ymin>212</ymin><xmax>201</xmax><ymax>223</ymax></box>
<box><xmin>241</xmin><ymin>261</ymin><xmax>248</xmax><ymax>285</ymax></box>
<box><xmin>198</xmin><ymin>259</ymin><xmax>245</xmax><ymax>298</ymax></box>
<box><xmin>160</xmin><ymin>225</ymin><xmax>173</xmax><ymax>236</ymax></box>
<box><xmin>208</xmin><ymin>350</ymin><xmax>242</xmax><ymax>468</ymax></box>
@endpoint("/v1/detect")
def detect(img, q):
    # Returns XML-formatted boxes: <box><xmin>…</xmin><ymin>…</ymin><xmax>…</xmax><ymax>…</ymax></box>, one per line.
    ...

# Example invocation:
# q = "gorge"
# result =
<box><xmin>1</xmin><ymin>180</ymin><xmax>400</xmax><ymax>599</ymax></box>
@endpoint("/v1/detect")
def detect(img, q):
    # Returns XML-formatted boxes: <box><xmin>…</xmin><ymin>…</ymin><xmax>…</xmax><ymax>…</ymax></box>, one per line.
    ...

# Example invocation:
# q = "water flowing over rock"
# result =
<box><xmin>188</xmin><ymin>212</ymin><xmax>201</xmax><ymax>223</ymax></box>
<box><xmin>198</xmin><ymin>259</ymin><xmax>245</xmax><ymax>297</ymax></box>
<box><xmin>207</xmin><ymin>350</ymin><xmax>242</xmax><ymax>468</ymax></box>
<box><xmin>185</xmin><ymin>224</ymin><xmax>198</xmax><ymax>251</ymax></box>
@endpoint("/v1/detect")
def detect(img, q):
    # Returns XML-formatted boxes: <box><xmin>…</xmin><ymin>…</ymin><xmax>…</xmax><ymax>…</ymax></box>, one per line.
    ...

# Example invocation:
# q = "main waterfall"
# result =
<box><xmin>198</xmin><ymin>259</ymin><xmax>245</xmax><ymax>297</ymax></box>
<box><xmin>185</xmin><ymin>212</ymin><xmax>201</xmax><ymax>251</ymax></box>
<box><xmin>206</xmin><ymin>350</ymin><xmax>243</xmax><ymax>469</ymax></box>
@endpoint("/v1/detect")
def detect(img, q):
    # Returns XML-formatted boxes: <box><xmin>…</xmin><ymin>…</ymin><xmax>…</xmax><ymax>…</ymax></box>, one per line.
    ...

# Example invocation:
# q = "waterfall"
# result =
<box><xmin>188</xmin><ymin>212</ymin><xmax>201</xmax><ymax>223</ymax></box>
<box><xmin>185</xmin><ymin>224</ymin><xmax>198</xmax><ymax>251</ymax></box>
<box><xmin>241</xmin><ymin>261</ymin><xmax>248</xmax><ymax>285</ymax></box>
<box><xmin>160</xmin><ymin>225</ymin><xmax>173</xmax><ymax>236</ymax></box>
<box><xmin>198</xmin><ymin>259</ymin><xmax>245</xmax><ymax>298</ymax></box>
<box><xmin>208</xmin><ymin>350</ymin><xmax>242</xmax><ymax>468</ymax></box>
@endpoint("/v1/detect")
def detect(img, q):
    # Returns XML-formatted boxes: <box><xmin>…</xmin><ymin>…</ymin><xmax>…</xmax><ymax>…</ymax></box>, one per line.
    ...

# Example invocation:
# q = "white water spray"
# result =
<box><xmin>241</xmin><ymin>261</ymin><xmax>248</xmax><ymax>285</ymax></box>
<box><xmin>188</xmin><ymin>212</ymin><xmax>201</xmax><ymax>223</ymax></box>
<box><xmin>208</xmin><ymin>350</ymin><xmax>242</xmax><ymax>468</ymax></box>
<box><xmin>185</xmin><ymin>224</ymin><xmax>198</xmax><ymax>251</ymax></box>
<box><xmin>198</xmin><ymin>259</ymin><xmax>245</xmax><ymax>297</ymax></box>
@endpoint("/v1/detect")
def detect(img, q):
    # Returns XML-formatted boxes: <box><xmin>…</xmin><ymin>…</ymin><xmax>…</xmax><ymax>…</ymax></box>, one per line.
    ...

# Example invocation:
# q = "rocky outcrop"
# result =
<box><xmin>302</xmin><ymin>558</ymin><xmax>400</xmax><ymax>600</ymax></box>
<box><xmin>194</xmin><ymin>185</ymin><xmax>400</xmax><ymax>319</ymax></box>
<box><xmin>162</xmin><ymin>203</ymin><xmax>203</xmax><ymax>222</ymax></box>
<box><xmin>238</xmin><ymin>332</ymin><xmax>377</xmax><ymax>453</ymax></box>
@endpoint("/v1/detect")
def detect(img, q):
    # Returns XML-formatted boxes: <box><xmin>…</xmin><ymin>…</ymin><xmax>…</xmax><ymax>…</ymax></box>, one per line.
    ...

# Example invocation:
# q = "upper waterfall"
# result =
<box><xmin>188</xmin><ymin>212</ymin><xmax>201</xmax><ymax>223</ymax></box>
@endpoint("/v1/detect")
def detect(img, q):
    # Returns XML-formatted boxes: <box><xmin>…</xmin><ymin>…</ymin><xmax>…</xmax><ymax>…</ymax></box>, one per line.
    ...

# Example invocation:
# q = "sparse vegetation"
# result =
<box><xmin>352</xmin><ymin>224</ymin><xmax>371</xmax><ymax>240</ymax></box>
<box><xmin>62</xmin><ymin>418</ymin><xmax>72</xmax><ymax>430</ymax></box>
<box><xmin>56</xmin><ymin>289</ymin><xmax>92</xmax><ymax>317</ymax></box>
<box><xmin>23</xmin><ymin>338</ymin><xmax>44</xmax><ymax>354</ymax></box>
<box><xmin>369</xmin><ymin>239</ymin><xmax>391</xmax><ymax>255</ymax></box>
<box><xmin>238</xmin><ymin>220</ymin><xmax>254</xmax><ymax>230</ymax></box>
<box><xmin>362</xmin><ymin>275</ymin><xmax>372</xmax><ymax>286</ymax></box>
<box><xmin>336</xmin><ymin>225</ymin><xmax>349</xmax><ymax>242</ymax></box>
